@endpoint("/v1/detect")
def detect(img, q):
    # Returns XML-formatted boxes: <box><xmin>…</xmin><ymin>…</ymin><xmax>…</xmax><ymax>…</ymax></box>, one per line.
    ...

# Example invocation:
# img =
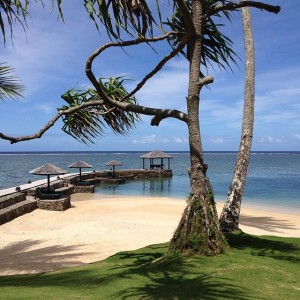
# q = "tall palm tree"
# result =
<box><xmin>219</xmin><ymin>3</ymin><xmax>255</xmax><ymax>232</ymax></box>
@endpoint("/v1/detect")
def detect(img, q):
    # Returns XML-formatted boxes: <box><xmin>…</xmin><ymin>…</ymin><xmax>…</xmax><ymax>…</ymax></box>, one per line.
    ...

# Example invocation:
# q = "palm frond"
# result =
<box><xmin>0</xmin><ymin>0</ymin><xmax>63</xmax><ymax>44</ymax></box>
<box><xmin>0</xmin><ymin>63</ymin><xmax>24</xmax><ymax>100</ymax></box>
<box><xmin>59</xmin><ymin>77</ymin><xmax>140</xmax><ymax>144</ymax></box>
<box><xmin>83</xmin><ymin>0</ymin><xmax>161</xmax><ymax>40</ymax></box>
<box><xmin>164</xmin><ymin>0</ymin><xmax>239</xmax><ymax>76</ymax></box>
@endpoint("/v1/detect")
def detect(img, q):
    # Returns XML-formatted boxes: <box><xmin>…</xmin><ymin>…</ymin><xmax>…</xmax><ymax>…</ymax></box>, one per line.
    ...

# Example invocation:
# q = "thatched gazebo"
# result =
<box><xmin>105</xmin><ymin>160</ymin><xmax>122</xmax><ymax>178</ymax></box>
<box><xmin>140</xmin><ymin>150</ymin><xmax>173</xmax><ymax>170</ymax></box>
<box><xmin>68</xmin><ymin>161</ymin><xmax>93</xmax><ymax>181</ymax></box>
<box><xmin>30</xmin><ymin>163</ymin><xmax>67</xmax><ymax>192</ymax></box>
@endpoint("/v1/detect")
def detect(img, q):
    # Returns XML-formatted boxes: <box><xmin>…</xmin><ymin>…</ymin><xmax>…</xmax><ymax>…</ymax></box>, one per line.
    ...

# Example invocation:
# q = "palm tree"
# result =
<box><xmin>219</xmin><ymin>3</ymin><xmax>255</xmax><ymax>232</ymax></box>
<box><xmin>0</xmin><ymin>1</ymin><xmax>280</xmax><ymax>256</ymax></box>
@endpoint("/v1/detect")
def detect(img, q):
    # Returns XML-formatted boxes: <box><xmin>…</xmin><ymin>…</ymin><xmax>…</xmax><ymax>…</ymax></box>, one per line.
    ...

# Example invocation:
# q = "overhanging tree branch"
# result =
<box><xmin>0</xmin><ymin>99</ymin><xmax>109</xmax><ymax>144</ymax></box>
<box><xmin>204</xmin><ymin>1</ymin><xmax>280</xmax><ymax>19</ymax></box>
<box><xmin>85</xmin><ymin>32</ymin><xmax>189</xmax><ymax>124</ymax></box>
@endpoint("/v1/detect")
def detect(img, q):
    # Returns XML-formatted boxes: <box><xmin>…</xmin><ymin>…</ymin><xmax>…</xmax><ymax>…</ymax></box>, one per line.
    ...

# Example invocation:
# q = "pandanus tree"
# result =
<box><xmin>0</xmin><ymin>1</ymin><xmax>280</xmax><ymax>256</ymax></box>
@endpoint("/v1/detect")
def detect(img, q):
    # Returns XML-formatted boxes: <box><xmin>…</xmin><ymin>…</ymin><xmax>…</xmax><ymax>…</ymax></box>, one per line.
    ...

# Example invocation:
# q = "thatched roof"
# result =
<box><xmin>30</xmin><ymin>163</ymin><xmax>67</xmax><ymax>175</ymax></box>
<box><xmin>140</xmin><ymin>150</ymin><xmax>173</xmax><ymax>159</ymax></box>
<box><xmin>105</xmin><ymin>160</ymin><xmax>122</xmax><ymax>166</ymax></box>
<box><xmin>68</xmin><ymin>161</ymin><xmax>93</xmax><ymax>168</ymax></box>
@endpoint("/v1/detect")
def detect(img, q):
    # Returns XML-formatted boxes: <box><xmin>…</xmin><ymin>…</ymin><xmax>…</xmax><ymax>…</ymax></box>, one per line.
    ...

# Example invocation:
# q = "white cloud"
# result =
<box><xmin>174</xmin><ymin>137</ymin><xmax>188</xmax><ymax>144</ymax></box>
<box><xmin>134</xmin><ymin>59</ymin><xmax>189</xmax><ymax>110</ymax></box>
<box><xmin>132</xmin><ymin>135</ymin><xmax>188</xmax><ymax>145</ymax></box>
<box><xmin>259</xmin><ymin>136</ymin><xmax>282</xmax><ymax>144</ymax></box>
<box><xmin>132</xmin><ymin>134</ymin><xmax>157</xmax><ymax>144</ymax></box>
<box><xmin>294</xmin><ymin>134</ymin><xmax>300</xmax><ymax>141</ymax></box>
<box><xmin>211</xmin><ymin>137</ymin><xmax>224</xmax><ymax>144</ymax></box>
<box><xmin>37</xmin><ymin>103</ymin><xmax>57</xmax><ymax>115</ymax></box>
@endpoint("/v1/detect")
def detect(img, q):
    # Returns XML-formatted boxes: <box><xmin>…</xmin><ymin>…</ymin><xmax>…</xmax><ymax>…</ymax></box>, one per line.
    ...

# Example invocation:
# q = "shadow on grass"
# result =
<box><xmin>0</xmin><ymin>234</ymin><xmax>299</xmax><ymax>299</ymax></box>
<box><xmin>226</xmin><ymin>230</ymin><xmax>300</xmax><ymax>263</ymax></box>
<box><xmin>0</xmin><ymin>243</ymin><xmax>253</xmax><ymax>299</ymax></box>
<box><xmin>0</xmin><ymin>239</ymin><xmax>95</xmax><ymax>275</ymax></box>
<box><xmin>112</xmin><ymin>247</ymin><xmax>252</xmax><ymax>300</ymax></box>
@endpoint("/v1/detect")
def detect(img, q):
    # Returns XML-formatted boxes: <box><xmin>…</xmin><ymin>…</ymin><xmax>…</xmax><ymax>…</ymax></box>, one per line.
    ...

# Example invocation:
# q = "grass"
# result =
<box><xmin>0</xmin><ymin>231</ymin><xmax>299</xmax><ymax>300</ymax></box>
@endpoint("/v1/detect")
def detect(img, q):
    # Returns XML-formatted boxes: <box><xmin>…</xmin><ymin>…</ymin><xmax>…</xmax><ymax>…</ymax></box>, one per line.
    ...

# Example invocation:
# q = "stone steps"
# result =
<box><xmin>0</xmin><ymin>197</ymin><xmax>37</xmax><ymax>225</ymax></box>
<box><xmin>0</xmin><ymin>192</ymin><xmax>26</xmax><ymax>209</ymax></box>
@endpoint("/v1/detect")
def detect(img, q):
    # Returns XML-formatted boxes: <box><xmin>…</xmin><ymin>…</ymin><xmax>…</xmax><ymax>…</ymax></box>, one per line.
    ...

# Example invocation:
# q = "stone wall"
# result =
<box><xmin>37</xmin><ymin>196</ymin><xmax>71</xmax><ymax>211</ymax></box>
<box><xmin>66</xmin><ymin>169</ymin><xmax>172</xmax><ymax>181</ymax></box>
<box><xmin>115</xmin><ymin>169</ymin><xmax>173</xmax><ymax>179</ymax></box>
<box><xmin>73</xmin><ymin>185</ymin><xmax>95</xmax><ymax>194</ymax></box>
<box><xmin>0</xmin><ymin>198</ymin><xmax>37</xmax><ymax>225</ymax></box>
<box><xmin>0</xmin><ymin>192</ymin><xmax>26</xmax><ymax>209</ymax></box>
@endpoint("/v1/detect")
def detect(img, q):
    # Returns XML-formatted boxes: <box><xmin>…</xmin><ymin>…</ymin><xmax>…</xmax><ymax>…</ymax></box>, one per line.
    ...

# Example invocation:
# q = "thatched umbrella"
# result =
<box><xmin>30</xmin><ymin>163</ymin><xmax>67</xmax><ymax>192</ymax></box>
<box><xmin>68</xmin><ymin>161</ymin><xmax>93</xmax><ymax>181</ymax></box>
<box><xmin>105</xmin><ymin>160</ymin><xmax>122</xmax><ymax>178</ymax></box>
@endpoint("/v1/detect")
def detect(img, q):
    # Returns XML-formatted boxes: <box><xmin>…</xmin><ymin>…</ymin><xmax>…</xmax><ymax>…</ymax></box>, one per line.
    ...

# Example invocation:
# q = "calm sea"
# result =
<box><xmin>0</xmin><ymin>151</ymin><xmax>299</xmax><ymax>211</ymax></box>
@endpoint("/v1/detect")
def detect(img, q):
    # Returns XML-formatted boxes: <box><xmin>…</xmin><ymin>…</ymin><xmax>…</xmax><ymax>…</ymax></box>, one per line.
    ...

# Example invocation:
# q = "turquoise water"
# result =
<box><xmin>0</xmin><ymin>151</ymin><xmax>299</xmax><ymax>210</ymax></box>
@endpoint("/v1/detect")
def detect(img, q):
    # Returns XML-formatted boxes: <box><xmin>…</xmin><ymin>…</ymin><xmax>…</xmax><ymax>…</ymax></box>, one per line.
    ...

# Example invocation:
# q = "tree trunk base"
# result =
<box><xmin>169</xmin><ymin>192</ymin><xmax>229</xmax><ymax>256</ymax></box>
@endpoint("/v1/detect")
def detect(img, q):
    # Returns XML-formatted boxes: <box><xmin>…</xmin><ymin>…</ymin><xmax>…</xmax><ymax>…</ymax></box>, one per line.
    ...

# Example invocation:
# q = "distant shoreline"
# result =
<box><xmin>0</xmin><ymin>150</ymin><xmax>300</xmax><ymax>154</ymax></box>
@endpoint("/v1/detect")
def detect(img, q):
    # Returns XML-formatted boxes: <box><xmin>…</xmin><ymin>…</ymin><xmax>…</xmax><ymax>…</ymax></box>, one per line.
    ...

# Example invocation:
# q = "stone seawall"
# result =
<box><xmin>67</xmin><ymin>169</ymin><xmax>173</xmax><ymax>182</ymax></box>
<box><xmin>0</xmin><ymin>192</ymin><xmax>26</xmax><ymax>209</ymax></box>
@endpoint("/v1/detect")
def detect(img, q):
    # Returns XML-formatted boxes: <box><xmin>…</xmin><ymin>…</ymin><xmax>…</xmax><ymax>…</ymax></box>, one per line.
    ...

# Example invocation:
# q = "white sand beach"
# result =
<box><xmin>0</xmin><ymin>193</ymin><xmax>299</xmax><ymax>276</ymax></box>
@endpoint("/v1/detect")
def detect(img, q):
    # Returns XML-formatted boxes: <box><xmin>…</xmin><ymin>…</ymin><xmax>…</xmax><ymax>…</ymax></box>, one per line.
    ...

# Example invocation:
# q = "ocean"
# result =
<box><xmin>0</xmin><ymin>151</ymin><xmax>299</xmax><ymax>211</ymax></box>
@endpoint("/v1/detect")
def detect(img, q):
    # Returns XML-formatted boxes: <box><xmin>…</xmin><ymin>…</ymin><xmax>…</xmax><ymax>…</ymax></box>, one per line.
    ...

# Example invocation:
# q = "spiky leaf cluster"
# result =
<box><xmin>0</xmin><ymin>63</ymin><xmax>24</xmax><ymax>100</ymax></box>
<box><xmin>60</xmin><ymin>77</ymin><xmax>139</xmax><ymax>144</ymax></box>
<box><xmin>83</xmin><ymin>0</ymin><xmax>160</xmax><ymax>39</ymax></box>
<box><xmin>165</xmin><ymin>0</ymin><xmax>238</xmax><ymax>75</ymax></box>
<box><xmin>0</xmin><ymin>0</ymin><xmax>63</xmax><ymax>44</ymax></box>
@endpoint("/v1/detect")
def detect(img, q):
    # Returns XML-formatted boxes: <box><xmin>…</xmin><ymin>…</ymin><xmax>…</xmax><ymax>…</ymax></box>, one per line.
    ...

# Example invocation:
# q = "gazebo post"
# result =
<box><xmin>47</xmin><ymin>174</ymin><xmax>51</xmax><ymax>192</ymax></box>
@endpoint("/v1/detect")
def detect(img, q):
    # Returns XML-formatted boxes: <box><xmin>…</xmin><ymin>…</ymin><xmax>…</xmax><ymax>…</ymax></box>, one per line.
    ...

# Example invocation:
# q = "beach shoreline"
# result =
<box><xmin>0</xmin><ymin>193</ymin><xmax>299</xmax><ymax>276</ymax></box>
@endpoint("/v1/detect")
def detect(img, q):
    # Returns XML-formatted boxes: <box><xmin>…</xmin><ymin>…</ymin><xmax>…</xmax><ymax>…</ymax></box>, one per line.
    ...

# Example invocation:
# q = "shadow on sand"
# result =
<box><xmin>0</xmin><ymin>239</ymin><xmax>95</xmax><ymax>275</ymax></box>
<box><xmin>240</xmin><ymin>214</ymin><xmax>297</xmax><ymax>233</ymax></box>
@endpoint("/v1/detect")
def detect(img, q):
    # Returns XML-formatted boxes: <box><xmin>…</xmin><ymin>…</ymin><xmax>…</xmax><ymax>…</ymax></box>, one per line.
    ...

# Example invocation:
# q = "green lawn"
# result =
<box><xmin>0</xmin><ymin>231</ymin><xmax>299</xmax><ymax>300</ymax></box>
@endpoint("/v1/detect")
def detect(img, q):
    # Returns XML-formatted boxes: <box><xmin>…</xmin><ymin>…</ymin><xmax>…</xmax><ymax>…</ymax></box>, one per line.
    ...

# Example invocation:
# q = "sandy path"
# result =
<box><xmin>0</xmin><ymin>194</ymin><xmax>299</xmax><ymax>276</ymax></box>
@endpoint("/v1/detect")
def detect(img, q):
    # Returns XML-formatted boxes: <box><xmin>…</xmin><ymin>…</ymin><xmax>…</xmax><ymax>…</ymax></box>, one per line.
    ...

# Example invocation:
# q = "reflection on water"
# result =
<box><xmin>143</xmin><ymin>178</ymin><xmax>171</xmax><ymax>194</ymax></box>
<box><xmin>95</xmin><ymin>178</ymin><xmax>173</xmax><ymax>197</ymax></box>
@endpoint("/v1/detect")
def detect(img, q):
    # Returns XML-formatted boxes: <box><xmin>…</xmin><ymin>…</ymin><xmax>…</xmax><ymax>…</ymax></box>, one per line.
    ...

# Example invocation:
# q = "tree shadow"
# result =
<box><xmin>111</xmin><ymin>248</ymin><xmax>252</xmax><ymax>300</ymax></box>
<box><xmin>226</xmin><ymin>231</ymin><xmax>300</xmax><ymax>263</ymax></box>
<box><xmin>240</xmin><ymin>214</ymin><xmax>298</xmax><ymax>233</ymax></box>
<box><xmin>0</xmin><ymin>244</ymin><xmax>254</xmax><ymax>299</ymax></box>
<box><xmin>0</xmin><ymin>239</ymin><xmax>95</xmax><ymax>275</ymax></box>
<box><xmin>0</xmin><ymin>236</ymin><xmax>298</xmax><ymax>299</ymax></box>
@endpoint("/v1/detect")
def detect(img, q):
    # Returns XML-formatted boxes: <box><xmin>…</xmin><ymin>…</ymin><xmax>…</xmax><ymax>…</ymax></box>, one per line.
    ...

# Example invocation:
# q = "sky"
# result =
<box><xmin>0</xmin><ymin>0</ymin><xmax>299</xmax><ymax>152</ymax></box>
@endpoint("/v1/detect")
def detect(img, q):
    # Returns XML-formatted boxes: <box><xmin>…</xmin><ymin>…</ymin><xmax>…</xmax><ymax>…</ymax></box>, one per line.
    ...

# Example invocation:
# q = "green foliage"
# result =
<box><xmin>0</xmin><ymin>0</ymin><xmax>63</xmax><ymax>44</ymax></box>
<box><xmin>59</xmin><ymin>77</ymin><xmax>140</xmax><ymax>144</ymax></box>
<box><xmin>0</xmin><ymin>233</ymin><xmax>299</xmax><ymax>299</ymax></box>
<box><xmin>83</xmin><ymin>0</ymin><xmax>160</xmax><ymax>40</ymax></box>
<box><xmin>164</xmin><ymin>0</ymin><xmax>238</xmax><ymax>76</ymax></box>
<box><xmin>0</xmin><ymin>63</ymin><xmax>24</xmax><ymax>100</ymax></box>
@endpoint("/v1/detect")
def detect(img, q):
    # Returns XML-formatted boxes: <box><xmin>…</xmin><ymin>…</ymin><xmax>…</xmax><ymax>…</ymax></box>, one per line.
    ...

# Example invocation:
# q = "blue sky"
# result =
<box><xmin>1</xmin><ymin>0</ymin><xmax>299</xmax><ymax>152</ymax></box>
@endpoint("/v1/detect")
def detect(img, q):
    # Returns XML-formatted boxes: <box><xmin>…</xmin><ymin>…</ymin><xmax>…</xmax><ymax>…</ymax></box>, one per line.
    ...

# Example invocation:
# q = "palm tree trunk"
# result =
<box><xmin>169</xmin><ymin>0</ymin><xmax>228</xmax><ymax>255</ymax></box>
<box><xmin>219</xmin><ymin>4</ymin><xmax>255</xmax><ymax>232</ymax></box>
